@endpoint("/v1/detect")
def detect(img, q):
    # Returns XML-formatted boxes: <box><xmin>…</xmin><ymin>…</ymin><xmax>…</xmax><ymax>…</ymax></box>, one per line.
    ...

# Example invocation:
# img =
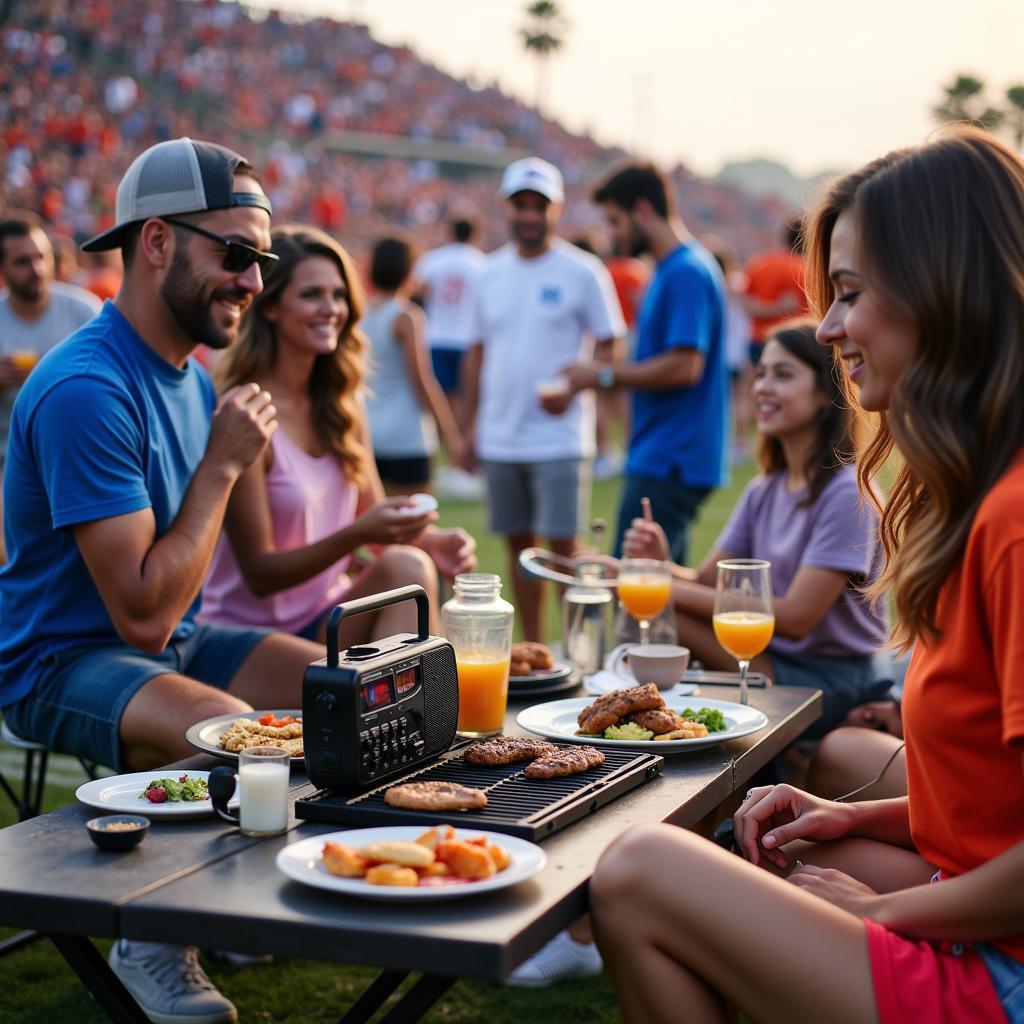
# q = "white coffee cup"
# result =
<box><xmin>536</xmin><ymin>377</ymin><xmax>570</xmax><ymax>399</ymax></box>
<box><xmin>610</xmin><ymin>643</ymin><xmax>691</xmax><ymax>690</ymax></box>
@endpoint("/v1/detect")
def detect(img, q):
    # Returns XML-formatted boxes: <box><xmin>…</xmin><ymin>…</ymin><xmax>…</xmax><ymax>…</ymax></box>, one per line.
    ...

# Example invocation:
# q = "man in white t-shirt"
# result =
<box><xmin>463</xmin><ymin>158</ymin><xmax>625</xmax><ymax>641</ymax></box>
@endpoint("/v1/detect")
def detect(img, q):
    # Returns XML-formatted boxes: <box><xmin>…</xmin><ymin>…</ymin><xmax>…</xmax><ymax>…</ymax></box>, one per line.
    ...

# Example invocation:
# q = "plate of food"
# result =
<box><xmin>508</xmin><ymin>642</ymin><xmax>569</xmax><ymax>683</ymax></box>
<box><xmin>517</xmin><ymin>685</ymin><xmax>768</xmax><ymax>752</ymax></box>
<box><xmin>75</xmin><ymin>770</ymin><xmax>237</xmax><ymax>818</ymax></box>
<box><xmin>185</xmin><ymin>710</ymin><xmax>304</xmax><ymax>763</ymax></box>
<box><xmin>276</xmin><ymin>824</ymin><xmax>546</xmax><ymax>901</ymax></box>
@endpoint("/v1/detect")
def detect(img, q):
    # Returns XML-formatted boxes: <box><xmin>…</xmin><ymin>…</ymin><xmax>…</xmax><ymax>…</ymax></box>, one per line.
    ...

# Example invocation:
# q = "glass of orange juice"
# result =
<box><xmin>441</xmin><ymin>573</ymin><xmax>515</xmax><ymax>738</ymax></box>
<box><xmin>617</xmin><ymin>557</ymin><xmax>672</xmax><ymax>646</ymax></box>
<box><xmin>9</xmin><ymin>349</ymin><xmax>38</xmax><ymax>373</ymax></box>
<box><xmin>713</xmin><ymin>559</ymin><xmax>775</xmax><ymax>705</ymax></box>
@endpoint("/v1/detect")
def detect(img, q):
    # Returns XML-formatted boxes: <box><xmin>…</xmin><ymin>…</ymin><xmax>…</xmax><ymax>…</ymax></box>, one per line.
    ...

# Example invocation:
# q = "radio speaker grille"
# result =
<box><xmin>420</xmin><ymin>645</ymin><xmax>459</xmax><ymax>755</ymax></box>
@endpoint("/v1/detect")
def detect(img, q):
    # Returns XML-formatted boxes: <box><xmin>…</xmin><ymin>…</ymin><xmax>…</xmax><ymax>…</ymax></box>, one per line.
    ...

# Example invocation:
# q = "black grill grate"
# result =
<box><xmin>295</xmin><ymin>744</ymin><xmax>664</xmax><ymax>841</ymax></box>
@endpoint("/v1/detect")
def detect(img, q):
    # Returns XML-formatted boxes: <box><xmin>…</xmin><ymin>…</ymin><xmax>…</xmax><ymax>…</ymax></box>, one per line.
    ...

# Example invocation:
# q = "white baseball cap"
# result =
<box><xmin>499</xmin><ymin>157</ymin><xmax>564</xmax><ymax>204</ymax></box>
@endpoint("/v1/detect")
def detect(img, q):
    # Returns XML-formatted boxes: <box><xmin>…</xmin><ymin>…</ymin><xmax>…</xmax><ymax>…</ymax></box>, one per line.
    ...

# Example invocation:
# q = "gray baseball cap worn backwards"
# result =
<box><xmin>81</xmin><ymin>137</ymin><xmax>273</xmax><ymax>252</ymax></box>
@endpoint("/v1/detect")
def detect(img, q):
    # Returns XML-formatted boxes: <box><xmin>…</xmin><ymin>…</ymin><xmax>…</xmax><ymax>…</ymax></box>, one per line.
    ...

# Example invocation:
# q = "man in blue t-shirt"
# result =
<box><xmin>559</xmin><ymin>162</ymin><xmax>729</xmax><ymax>564</ymax></box>
<box><xmin>0</xmin><ymin>138</ymin><xmax>323</xmax><ymax>1024</ymax></box>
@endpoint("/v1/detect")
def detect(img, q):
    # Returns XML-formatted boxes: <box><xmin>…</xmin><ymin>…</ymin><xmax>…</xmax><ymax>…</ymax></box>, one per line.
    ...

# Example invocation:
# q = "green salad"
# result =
<box><xmin>139</xmin><ymin>774</ymin><xmax>210</xmax><ymax>804</ymax></box>
<box><xmin>679</xmin><ymin>707</ymin><xmax>728</xmax><ymax>733</ymax></box>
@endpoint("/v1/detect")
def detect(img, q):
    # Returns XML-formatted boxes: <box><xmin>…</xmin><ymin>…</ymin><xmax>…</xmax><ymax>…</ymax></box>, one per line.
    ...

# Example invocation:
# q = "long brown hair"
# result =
<box><xmin>217</xmin><ymin>225</ymin><xmax>370</xmax><ymax>486</ymax></box>
<box><xmin>805</xmin><ymin>127</ymin><xmax>1024</xmax><ymax>649</ymax></box>
<box><xmin>756</xmin><ymin>319</ymin><xmax>857</xmax><ymax>507</ymax></box>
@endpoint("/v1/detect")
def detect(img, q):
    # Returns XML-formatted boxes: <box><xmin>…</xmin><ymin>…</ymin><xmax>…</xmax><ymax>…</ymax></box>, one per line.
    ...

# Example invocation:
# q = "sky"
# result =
<box><xmin>243</xmin><ymin>0</ymin><xmax>1021</xmax><ymax>178</ymax></box>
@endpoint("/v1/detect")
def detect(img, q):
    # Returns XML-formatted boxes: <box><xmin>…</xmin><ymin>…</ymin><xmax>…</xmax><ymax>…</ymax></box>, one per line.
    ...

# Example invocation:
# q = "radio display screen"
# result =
<box><xmin>361</xmin><ymin>676</ymin><xmax>394</xmax><ymax>711</ymax></box>
<box><xmin>395</xmin><ymin>666</ymin><xmax>418</xmax><ymax>695</ymax></box>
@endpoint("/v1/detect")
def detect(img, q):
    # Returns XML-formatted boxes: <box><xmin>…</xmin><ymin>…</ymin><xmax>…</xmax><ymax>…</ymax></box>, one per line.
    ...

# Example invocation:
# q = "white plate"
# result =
<box><xmin>75</xmin><ymin>770</ymin><xmax>238</xmax><ymax>819</ymax></box>
<box><xmin>517</xmin><ymin>696</ymin><xmax>768</xmax><ymax>753</ymax></box>
<box><xmin>276</xmin><ymin>826</ymin><xmax>546</xmax><ymax>901</ymax></box>
<box><xmin>184</xmin><ymin>710</ymin><xmax>304</xmax><ymax>764</ymax></box>
<box><xmin>509</xmin><ymin>658</ymin><xmax>574</xmax><ymax>686</ymax></box>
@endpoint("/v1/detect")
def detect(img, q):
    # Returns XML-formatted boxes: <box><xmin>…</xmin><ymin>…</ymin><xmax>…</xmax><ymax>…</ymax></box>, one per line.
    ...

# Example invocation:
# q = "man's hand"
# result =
<box><xmin>206</xmin><ymin>383</ymin><xmax>277</xmax><ymax>479</ymax></box>
<box><xmin>622</xmin><ymin>518</ymin><xmax>671</xmax><ymax>561</ymax></box>
<box><xmin>844</xmin><ymin>700</ymin><xmax>903</xmax><ymax>737</ymax></box>
<box><xmin>560</xmin><ymin>362</ymin><xmax>600</xmax><ymax>394</ymax></box>
<box><xmin>420</xmin><ymin>527</ymin><xmax>477</xmax><ymax>578</ymax></box>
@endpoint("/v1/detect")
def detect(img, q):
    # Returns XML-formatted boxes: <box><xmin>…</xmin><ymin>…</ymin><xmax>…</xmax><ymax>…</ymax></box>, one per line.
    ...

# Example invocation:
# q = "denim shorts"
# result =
<box><xmin>771</xmin><ymin>650</ymin><xmax>891</xmax><ymax>739</ymax></box>
<box><xmin>977</xmin><ymin>944</ymin><xmax>1024</xmax><ymax>1023</ymax></box>
<box><xmin>2</xmin><ymin>623</ymin><xmax>271</xmax><ymax>771</ymax></box>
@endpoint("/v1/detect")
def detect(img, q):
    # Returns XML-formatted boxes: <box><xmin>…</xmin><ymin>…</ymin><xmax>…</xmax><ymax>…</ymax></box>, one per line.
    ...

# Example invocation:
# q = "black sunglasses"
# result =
<box><xmin>162</xmin><ymin>218</ymin><xmax>279</xmax><ymax>276</ymax></box>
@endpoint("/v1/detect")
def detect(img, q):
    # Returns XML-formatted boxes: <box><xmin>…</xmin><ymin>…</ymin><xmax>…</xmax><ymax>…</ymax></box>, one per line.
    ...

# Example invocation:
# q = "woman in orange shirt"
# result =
<box><xmin>590</xmin><ymin>126</ymin><xmax>1024</xmax><ymax>1023</ymax></box>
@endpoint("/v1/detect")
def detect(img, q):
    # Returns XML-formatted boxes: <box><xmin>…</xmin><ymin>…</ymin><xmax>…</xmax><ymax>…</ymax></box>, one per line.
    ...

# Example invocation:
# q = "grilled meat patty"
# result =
<box><xmin>384</xmin><ymin>781</ymin><xmax>488</xmax><ymax>811</ymax></box>
<box><xmin>630</xmin><ymin>709</ymin><xmax>689</xmax><ymax>735</ymax></box>
<box><xmin>577</xmin><ymin>684</ymin><xmax>665</xmax><ymax>735</ymax></box>
<box><xmin>464</xmin><ymin>737</ymin><xmax>558</xmax><ymax>766</ymax></box>
<box><xmin>524</xmin><ymin>745</ymin><xmax>606</xmax><ymax>779</ymax></box>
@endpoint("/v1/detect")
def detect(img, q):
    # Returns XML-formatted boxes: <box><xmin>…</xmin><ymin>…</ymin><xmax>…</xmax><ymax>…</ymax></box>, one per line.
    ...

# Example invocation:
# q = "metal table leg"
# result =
<box><xmin>378</xmin><ymin>974</ymin><xmax>456</xmax><ymax>1024</ymax></box>
<box><xmin>338</xmin><ymin>968</ymin><xmax>409</xmax><ymax>1024</ymax></box>
<box><xmin>48</xmin><ymin>934</ymin><xmax>151</xmax><ymax>1024</ymax></box>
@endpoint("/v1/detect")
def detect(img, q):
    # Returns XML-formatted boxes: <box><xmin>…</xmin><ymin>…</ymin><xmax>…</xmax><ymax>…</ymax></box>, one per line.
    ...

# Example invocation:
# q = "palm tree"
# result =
<box><xmin>520</xmin><ymin>1</ymin><xmax>568</xmax><ymax>116</ymax></box>
<box><xmin>932</xmin><ymin>74</ymin><xmax>1005</xmax><ymax>131</ymax></box>
<box><xmin>1006</xmin><ymin>85</ymin><xmax>1024</xmax><ymax>151</ymax></box>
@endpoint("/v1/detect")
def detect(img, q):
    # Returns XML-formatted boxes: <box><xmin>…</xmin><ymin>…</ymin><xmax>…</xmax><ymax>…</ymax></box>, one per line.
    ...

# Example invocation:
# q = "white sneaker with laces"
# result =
<box><xmin>506</xmin><ymin>930</ymin><xmax>603</xmax><ymax>988</ymax></box>
<box><xmin>108</xmin><ymin>941</ymin><xmax>237</xmax><ymax>1024</ymax></box>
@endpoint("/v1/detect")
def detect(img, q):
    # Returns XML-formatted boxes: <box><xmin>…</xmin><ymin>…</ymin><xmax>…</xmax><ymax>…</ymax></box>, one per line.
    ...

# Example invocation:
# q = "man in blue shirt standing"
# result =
<box><xmin>0</xmin><ymin>137</ymin><xmax>324</xmax><ymax>1023</ymax></box>
<box><xmin>560</xmin><ymin>162</ymin><xmax>728</xmax><ymax>563</ymax></box>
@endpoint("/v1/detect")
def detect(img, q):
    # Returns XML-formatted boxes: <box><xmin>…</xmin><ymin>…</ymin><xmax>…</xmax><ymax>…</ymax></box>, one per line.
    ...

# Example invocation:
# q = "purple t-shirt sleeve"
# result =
<box><xmin>714</xmin><ymin>478</ymin><xmax>761</xmax><ymax>557</ymax></box>
<box><xmin>799</xmin><ymin>472</ymin><xmax>879</xmax><ymax>578</ymax></box>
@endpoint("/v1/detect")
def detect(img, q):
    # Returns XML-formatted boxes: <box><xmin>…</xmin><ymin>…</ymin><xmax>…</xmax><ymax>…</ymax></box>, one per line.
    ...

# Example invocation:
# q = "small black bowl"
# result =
<box><xmin>86</xmin><ymin>814</ymin><xmax>150</xmax><ymax>852</ymax></box>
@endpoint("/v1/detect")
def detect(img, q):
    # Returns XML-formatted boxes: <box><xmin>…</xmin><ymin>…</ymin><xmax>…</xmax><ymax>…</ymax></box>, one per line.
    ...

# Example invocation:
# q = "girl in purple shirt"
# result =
<box><xmin>624</xmin><ymin>321</ymin><xmax>888</xmax><ymax>735</ymax></box>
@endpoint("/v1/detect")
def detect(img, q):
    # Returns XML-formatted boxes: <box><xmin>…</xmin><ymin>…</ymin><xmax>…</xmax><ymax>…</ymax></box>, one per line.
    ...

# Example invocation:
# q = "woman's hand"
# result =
<box><xmin>733</xmin><ymin>784</ymin><xmax>857</xmax><ymax>869</ymax></box>
<box><xmin>622</xmin><ymin>518</ymin><xmax>671</xmax><ymax>561</ymax></box>
<box><xmin>786</xmin><ymin>864</ymin><xmax>883</xmax><ymax>919</ymax></box>
<box><xmin>353</xmin><ymin>497</ymin><xmax>437</xmax><ymax>547</ymax></box>
<box><xmin>419</xmin><ymin>527</ymin><xmax>477</xmax><ymax>578</ymax></box>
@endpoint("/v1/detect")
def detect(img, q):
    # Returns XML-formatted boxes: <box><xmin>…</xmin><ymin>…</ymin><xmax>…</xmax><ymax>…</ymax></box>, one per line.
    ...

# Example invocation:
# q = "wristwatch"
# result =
<box><xmin>596</xmin><ymin>365</ymin><xmax>617</xmax><ymax>390</ymax></box>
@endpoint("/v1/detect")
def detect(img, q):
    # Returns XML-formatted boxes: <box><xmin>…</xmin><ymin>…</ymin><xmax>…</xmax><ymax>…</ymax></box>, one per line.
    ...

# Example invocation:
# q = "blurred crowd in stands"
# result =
<box><xmin>1</xmin><ymin>0</ymin><xmax>788</xmax><ymax>264</ymax></box>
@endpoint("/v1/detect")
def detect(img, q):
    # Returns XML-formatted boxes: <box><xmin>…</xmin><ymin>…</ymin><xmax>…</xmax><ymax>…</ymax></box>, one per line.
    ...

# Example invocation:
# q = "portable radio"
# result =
<box><xmin>302</xmin><ymin>585</ymin><xmax>460</xmax><ymax>795</ymax></box>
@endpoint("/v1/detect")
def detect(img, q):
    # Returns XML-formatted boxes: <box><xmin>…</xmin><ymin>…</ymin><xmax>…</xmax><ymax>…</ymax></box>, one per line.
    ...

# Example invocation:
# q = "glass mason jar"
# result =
<box><xmin>441</xmin><ymin>573</ymin><xmax>515</xmax><ymax>737</ymax></box>
<box><xmin>563</xmin><ymin>563</ymin><xmax>612</xmax><ymax>676</ymax></box>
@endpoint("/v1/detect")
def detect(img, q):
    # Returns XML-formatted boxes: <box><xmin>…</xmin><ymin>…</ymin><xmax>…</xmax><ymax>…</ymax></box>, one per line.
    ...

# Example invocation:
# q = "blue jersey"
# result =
<box><xmin>0</xmin><ymin>303</ymin><xmax>216</xmax><ymax>708</ymax></box>
<box><xmin>627</xmin><ymin>241</ymin><xmax>729</xmax><ymax>488</ymax></box>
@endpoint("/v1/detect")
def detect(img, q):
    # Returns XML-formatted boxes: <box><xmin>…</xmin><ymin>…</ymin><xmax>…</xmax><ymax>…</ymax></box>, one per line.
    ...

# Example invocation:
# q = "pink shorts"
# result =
<box><xmin>865</xmin><ymin>918</ymin><xmax>1006</xmax><ymax>1023</ymax></box>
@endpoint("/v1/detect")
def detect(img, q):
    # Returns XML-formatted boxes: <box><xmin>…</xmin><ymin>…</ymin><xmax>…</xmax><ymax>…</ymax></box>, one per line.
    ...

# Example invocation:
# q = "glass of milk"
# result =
<box><xmin>238</xmin><ymin>747</ymin><xmax>290</xmax><ymax>837</ymax></box>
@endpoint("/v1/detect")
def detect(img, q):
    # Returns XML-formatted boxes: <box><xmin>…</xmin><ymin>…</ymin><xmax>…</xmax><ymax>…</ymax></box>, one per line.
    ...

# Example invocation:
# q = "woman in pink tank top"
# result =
<box><xmin>200</xmin><ymin>225</ymin><xmax>475</xmax><ymax>644</ymax></box>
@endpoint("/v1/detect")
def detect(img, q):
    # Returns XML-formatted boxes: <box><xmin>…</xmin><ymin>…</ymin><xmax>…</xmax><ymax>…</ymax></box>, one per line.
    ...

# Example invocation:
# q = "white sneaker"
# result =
<box><xmin>506</xmin><ymin>930</ymin><xmax>603</xmax><ymax>988</ymax></box>
<box><xmin>109</xmin><ymin>941</ymin><xmax>237</xmax><ymax>1024</ymax></box>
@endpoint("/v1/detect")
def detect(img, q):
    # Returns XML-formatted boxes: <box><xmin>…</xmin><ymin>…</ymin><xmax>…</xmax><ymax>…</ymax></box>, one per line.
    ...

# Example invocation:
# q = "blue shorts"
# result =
<box><xmin>771</xmin><ymin>650</ymin><xmax>891</xmax><ymax>739</ymax></box>
<box><xmin>2</xmin><ymin>623</ymin><xmax>271</xmax><ymax>771</ymax></box>
<box><xmin>977</xmin><ymin>944</ymin><xmax>1024</xmax><ymax>1022</ymax></box>
<box><xmin>430</xmin><ymin>347</ymin><xmax>464</xmax><ymax>394</ymax></box>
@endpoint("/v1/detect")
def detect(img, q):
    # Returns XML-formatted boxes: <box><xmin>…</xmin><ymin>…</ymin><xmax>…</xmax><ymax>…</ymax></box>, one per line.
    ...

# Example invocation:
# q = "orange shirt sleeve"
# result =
<box><xmin>984</xmin><ymin>539</ymin><xmax>1024</xmax><ymax>747</ymax></box>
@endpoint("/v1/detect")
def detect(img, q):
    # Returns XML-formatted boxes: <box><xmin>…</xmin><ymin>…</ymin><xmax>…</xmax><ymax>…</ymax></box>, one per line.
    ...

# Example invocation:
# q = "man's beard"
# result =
<box><xmin>160</xmin><ymin>246</ymin><xmax>244</xmax><ymax>351</ymax></box>
<box><xmin>627</xmin><ymin>221</ymin><xmax>649</xmax><ymax>259</ymax></box>
<box><xmin>7</xmin><ymin>275</ymin><xmax>46</xmax><ymax>305</ymax></box>
<box><xmin>512</xmin><ymin>223</ymin><xmax>548</xmax><ymax>254</ymax></box>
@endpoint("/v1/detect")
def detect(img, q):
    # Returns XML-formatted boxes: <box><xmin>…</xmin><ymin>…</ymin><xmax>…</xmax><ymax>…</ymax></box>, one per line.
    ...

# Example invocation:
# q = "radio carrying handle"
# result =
<box><xmin>325</xmin><ymin>585</ymin><xmax>430</xmax><ymax>668</ymax></box>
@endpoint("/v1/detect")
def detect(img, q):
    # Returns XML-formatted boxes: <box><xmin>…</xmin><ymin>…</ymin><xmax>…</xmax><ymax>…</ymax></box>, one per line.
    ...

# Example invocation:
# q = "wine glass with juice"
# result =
<box><xmin>617</xmin><ymin>557</ymin><xmax>672</xmax><ymax>646</ymax></box>
<box><xmin>713</xmin><ymin>559</ymin><xmax>774</xmax><ymax>705</ymax></box>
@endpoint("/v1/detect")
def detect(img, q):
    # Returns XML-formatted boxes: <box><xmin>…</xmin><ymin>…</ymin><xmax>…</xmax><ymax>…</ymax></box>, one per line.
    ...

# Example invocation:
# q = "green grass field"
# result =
<box><xmin>0</xmin><ymin>463</ymin><xmax>754</xmax><ymax>1024</ymax></box>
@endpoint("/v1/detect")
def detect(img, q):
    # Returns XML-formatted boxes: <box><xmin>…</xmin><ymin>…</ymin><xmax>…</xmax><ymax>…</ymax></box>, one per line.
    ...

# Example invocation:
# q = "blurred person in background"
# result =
<box><xmin>363</xmin><ymin>234</ymin><xmax>466</xmax><ymax>495</ymax></box>
<box><xmin>414</xmin><ymin>213</ymin><xmax>487</xmax><ymax>499</ymax></box>
<box><xmin>560</xmin><ymin>161</ymin><xmax>728</xmax><ymax>565</ymax></box>
<box><xmin>0</xmin><ymin>212</ymin><xmax>101</xmax><ymax>559</ymax></box>
<box><xmin>742</xmin><ymin>214</ymin><xmax>808</xmax><ymax>362</ymax></box>
<box><xmin>464</xmin><ymin>157</ymin><xmax>625</xmax><ymax>642</ymax></box>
